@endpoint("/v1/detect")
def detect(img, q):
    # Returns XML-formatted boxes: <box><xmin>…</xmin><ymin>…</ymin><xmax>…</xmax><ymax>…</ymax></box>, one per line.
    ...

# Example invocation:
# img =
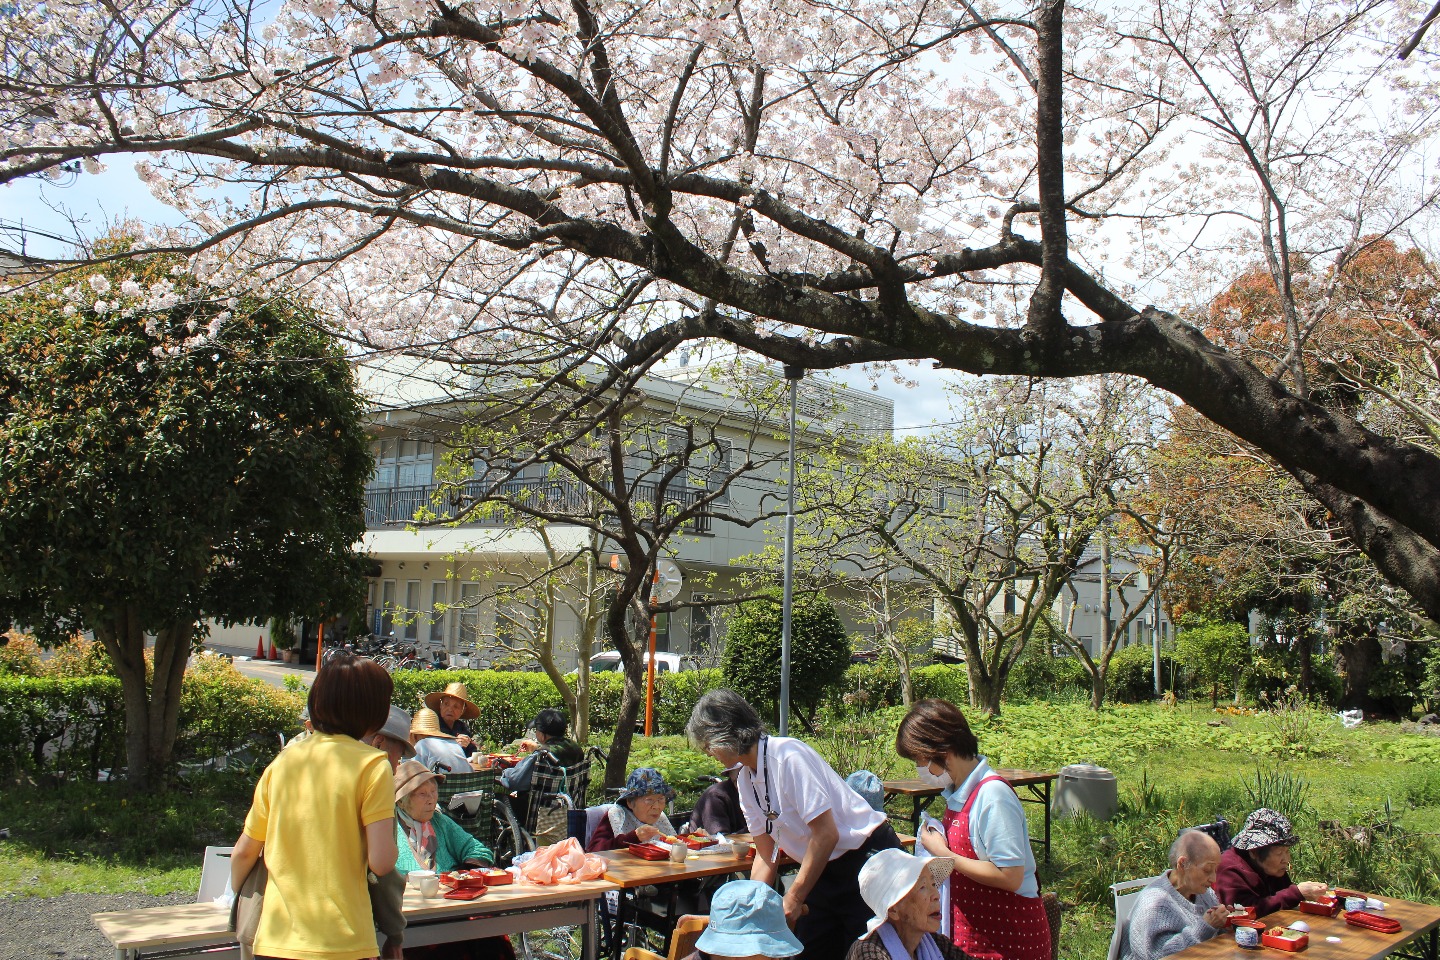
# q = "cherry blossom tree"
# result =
<box><xmin>4</xmin><ymin>0</ymin><xmax>1440</xmax><ymax>617</ymax></box>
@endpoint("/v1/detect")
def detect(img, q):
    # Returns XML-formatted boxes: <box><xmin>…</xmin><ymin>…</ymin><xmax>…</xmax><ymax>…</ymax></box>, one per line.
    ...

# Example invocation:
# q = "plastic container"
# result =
<box><xmin>625</xmin><ymin>842</ymin><xmax>672</xmax><ymax>861</ymax></box>
<box><xmin>1227</xmin><ymin>907</ymin><xmax>1258</xmax><ymax>926</ymax></box>
<box><xmin>1299</xmin><ymin>898</ymin><xmax>1339</xmax><ymax>918</ymax></box>
<box><xmin>1345</xmin><ymin>911</ymin><xmax>1402</xmax><ymax>934</ymax></box>
<box><xmin>1261</xmin><ymin>929</ymin><xmax>1309</xmax><ymax>952</ymax></box>
<box><xmin>1052</xmin><ymin>763</ymin><xmax>1118</xmax><ymax>821</ymax></box>
<box><xmin>440</xmin><ymin>871</ymin><xmax>488</xmax><ymax>890</ymax></box>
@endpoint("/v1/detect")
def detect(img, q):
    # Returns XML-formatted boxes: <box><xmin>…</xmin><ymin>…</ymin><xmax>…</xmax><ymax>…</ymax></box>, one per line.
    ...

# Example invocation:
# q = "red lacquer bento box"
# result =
<box><xmin>1299</xmin><ymin>897</ymin><xmax>1339</xmax><ymax>917</ymax></box>
<box><xmin>1261</xmin><ymin>927</ymin><xmax>1309</xmax><ymax>952</ymax></box>
<box><xmin>624</xmin><ymin>842</ymin><xmax>674</xmax><ymax>861</ymax></box>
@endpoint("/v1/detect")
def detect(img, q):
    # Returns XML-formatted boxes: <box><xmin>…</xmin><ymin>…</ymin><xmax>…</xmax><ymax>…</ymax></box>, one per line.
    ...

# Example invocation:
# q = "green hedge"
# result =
<box><xmin>392</xmin><ymin>668</ymin><xmax>726</xmax><ymax>745</ymax></box>
<box><xmin>0</xmin><ymin>657</ymin><xmax>303</xmax><ymax>781</ymax></box>
<box><xmin>0</xmin><ymin>674</ymin><xmax>125</xmax><ymax>780</ymax></box>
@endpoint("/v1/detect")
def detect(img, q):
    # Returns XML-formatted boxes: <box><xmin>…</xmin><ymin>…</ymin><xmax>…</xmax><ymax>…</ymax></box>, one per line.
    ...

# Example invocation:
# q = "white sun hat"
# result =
<box><xmin>859</xmin><ymin>848</ymin><xmax>941</xmax><ymax>937</ymax></box>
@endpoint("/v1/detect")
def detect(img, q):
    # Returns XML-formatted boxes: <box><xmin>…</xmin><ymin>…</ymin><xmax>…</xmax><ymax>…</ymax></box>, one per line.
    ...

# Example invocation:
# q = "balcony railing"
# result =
<box><xmin>365</xmin><ymin>478</ymin><xmax>712</xmax><ymax>533</ymax></box>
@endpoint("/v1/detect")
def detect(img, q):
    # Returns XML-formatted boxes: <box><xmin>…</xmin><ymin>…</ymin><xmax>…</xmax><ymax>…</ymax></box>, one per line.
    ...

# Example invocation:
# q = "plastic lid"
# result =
<box><xmin>1059</xmin><ymin>762</ymin><xmax>1116</xmax><ymax>780</ymax></box>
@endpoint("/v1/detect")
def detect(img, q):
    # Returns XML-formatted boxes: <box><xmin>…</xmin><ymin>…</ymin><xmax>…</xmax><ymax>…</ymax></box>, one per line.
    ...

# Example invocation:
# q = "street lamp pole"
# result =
<box><xmin>779</xmin><ymin>365</ymin><xmax>803</xmax><ymax>737</ymax></box>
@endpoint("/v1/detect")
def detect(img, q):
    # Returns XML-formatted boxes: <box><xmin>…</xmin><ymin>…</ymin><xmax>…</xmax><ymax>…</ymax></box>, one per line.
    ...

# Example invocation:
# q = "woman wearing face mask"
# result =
<box><xmin>894</xmin><ymin>700</ymin><xmax>1050</xmax><ymax>960</ymax></box>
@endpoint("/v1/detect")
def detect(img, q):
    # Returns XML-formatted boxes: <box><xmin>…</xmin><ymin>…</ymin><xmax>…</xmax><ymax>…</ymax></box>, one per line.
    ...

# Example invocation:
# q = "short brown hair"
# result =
<box><xmin>308</xmin><ymin>654</ymin><xmax>393</xmax><ymax>739</ymax></box>
<box><xmin>895</xmin><ymin>698</ymin><xmax>979</xmax><ymax>763</ymax></box>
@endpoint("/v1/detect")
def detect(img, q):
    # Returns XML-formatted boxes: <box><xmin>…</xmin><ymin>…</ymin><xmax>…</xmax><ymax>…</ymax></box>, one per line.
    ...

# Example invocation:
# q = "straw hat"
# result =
<box><xmin>423</xmin><ymin>682</ymin><xmax>480</xmax><ymax>720</ymax></box>
<box><xmin>410</xmin><ymin>707</ymin><xmax>456</xmax><ymax>741</ymax></box>
<box><xmin>394</xmin><ymin>759</ymin><xmax>439</xmax><ymax>802</ymax></box>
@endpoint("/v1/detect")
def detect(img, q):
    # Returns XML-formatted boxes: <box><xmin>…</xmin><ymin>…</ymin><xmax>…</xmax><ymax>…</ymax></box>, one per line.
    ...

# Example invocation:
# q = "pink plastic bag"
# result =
<box><xmin>521</xmin><ymin>838</ymin><xmax>604</xmax><ymax>885</ymax></box>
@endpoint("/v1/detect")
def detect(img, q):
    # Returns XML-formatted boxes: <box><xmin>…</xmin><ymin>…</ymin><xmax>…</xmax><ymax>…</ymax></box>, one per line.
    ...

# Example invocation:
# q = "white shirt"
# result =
<box><xmin>414</xmin><ymin>736</ymin><xmax>470</xmax><ymax>775</ymax></box>
<box><xmin>736</xmin><ymin>736</ymin><xmax>886</xmax><ymax>863</ymax></box>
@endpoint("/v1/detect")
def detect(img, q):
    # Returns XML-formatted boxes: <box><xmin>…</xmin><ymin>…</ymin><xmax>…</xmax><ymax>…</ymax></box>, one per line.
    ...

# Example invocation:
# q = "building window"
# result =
<box><xmin>494</xmin><ymin>587</ymin><xmax>520</xmax><ymax>646</ymax></box>
<box><xmin>380</xmin><ymin>579</ymin><xmax>396</xmax><ymax>638</ymax></box>
<box><xmin>458</xmin><ymin>582</ymin><xmax>481</xmax><ymax>648</ymax></box>
<box><xmin>690</xmin><ymin>596</ymin><xmax>713</xmax><ymax>655</ymax></box>
<box><xmin>369</xmin><ymin>438</ymin><xmax>434</xmax><ymax>490</ymax></box>
<box><xmin>404</xmin><ymin>580</ymin><xmax>421</xmax><ymax>641</ymax></box>
<box><xmin>429</xmin><ymin>581</ymin><xmax>448</xmax><ymax>646</ymax></box>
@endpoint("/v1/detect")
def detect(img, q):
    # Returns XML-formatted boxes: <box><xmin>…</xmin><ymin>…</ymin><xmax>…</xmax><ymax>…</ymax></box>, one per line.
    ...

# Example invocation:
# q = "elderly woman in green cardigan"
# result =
<box><xmin>393</xmin><ymin>759</ymin><xmax>494</xmax><ymax>874</ymax></box>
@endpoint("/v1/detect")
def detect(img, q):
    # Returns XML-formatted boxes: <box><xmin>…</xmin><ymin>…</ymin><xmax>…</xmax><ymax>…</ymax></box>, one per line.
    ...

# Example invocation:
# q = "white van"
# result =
<box><xmin>589</xmin><ymin>650</ymin><xmax>691</xmax><ymax>674</ymax></box>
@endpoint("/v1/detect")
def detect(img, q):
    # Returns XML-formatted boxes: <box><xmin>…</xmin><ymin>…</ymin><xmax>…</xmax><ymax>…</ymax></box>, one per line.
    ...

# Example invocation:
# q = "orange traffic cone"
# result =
<box><xmin>269</xmin><ymin>640</ymin><xmax>280</xmax><ymax>661</ymax></box>
<box><xmin>255</xmin><ymin>636</ymin><xmax>266</xmax><ymax>659</ymax></box>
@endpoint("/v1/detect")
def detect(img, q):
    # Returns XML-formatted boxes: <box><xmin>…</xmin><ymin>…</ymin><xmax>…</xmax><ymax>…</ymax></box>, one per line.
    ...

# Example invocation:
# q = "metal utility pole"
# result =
<box><xmin>779</xmin><ymin>365</ymin><xmax>803</xmax><ymax>736</ymax></box>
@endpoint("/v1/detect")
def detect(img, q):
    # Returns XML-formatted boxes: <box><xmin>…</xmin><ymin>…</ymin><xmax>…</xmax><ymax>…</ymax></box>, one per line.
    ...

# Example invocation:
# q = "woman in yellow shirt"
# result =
<box><xmin>231</xmin><ymin>655</ymin><xmax>400</xmax><ymax>960</ymax></box>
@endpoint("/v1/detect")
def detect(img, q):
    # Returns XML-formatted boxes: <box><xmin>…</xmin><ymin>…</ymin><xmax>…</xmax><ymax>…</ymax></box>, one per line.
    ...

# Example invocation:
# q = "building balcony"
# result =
<box><xmin>364</xmin><ymin>478</ymin><xmax>713</xmax><ymax>534</ymax></box>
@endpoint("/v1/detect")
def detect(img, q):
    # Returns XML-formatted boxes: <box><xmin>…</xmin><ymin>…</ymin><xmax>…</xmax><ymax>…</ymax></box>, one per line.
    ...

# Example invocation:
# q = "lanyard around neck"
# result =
<box><xmin>749</xmin><ymin>736</ymin><xmax>779</xmax><ymax>835</ymax></box>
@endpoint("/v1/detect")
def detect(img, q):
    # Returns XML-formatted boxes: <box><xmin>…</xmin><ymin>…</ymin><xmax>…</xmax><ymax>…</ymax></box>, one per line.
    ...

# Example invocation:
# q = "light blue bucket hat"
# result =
<box><xmin>694</xmin><ymin>880</ymin><xmax>803</xmax><ymax>958</ymax></box>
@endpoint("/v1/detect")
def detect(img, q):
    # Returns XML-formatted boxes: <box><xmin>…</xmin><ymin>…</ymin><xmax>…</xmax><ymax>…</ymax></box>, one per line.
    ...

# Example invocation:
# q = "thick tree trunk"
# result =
<box><xmin>967</xmin><ymin>665</ymin><xmax>1003</xmax><ymax>717</ymax></box>
<box><xmin>1336</xmin><ymin>633</ymin><xmax>1383</xmax><ymax>712</ymax></box>
<box><xmin>1090</xmin><ymin>671</ymin><xmax>1107</xmax><ymax>711</ymax></box>
<box><xmin>93</xmin><ymin>607</ymin><xmax>194</xmax><ymax>788</ymax></box>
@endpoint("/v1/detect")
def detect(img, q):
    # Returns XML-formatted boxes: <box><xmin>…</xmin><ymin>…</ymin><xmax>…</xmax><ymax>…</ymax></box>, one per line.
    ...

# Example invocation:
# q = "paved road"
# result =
<box><xmin>205</xmin><ymin>644</ymin><xmax>314</xmax><ymax>689</ymax></box>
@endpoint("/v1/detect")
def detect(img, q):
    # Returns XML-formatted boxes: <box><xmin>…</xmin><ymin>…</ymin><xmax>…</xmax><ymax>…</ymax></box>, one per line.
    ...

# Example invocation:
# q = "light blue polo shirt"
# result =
<box><xmin>942</xmin><ymin>757</ymin><xmax>1040</xmax><ymax>898</ymax></box>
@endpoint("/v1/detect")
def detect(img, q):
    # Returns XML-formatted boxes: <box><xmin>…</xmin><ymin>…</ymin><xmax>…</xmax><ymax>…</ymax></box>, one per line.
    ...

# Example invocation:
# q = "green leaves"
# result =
<box><xmin>721</xmin><ymin>592</ymin><xmax>851</xmax><ymax>727</ymax></box>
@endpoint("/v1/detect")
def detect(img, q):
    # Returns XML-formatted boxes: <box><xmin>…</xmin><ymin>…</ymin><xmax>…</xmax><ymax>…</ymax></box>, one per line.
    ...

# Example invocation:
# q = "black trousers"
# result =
<box><xmin>793</xmin><ymin>821</ymin><xmax>902</xmax><ymax>960</ymax></box>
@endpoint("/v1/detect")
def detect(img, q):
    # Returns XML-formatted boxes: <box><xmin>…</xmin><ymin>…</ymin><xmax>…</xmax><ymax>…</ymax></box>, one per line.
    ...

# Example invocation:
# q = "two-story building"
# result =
<box><xmin>210</xmin><ymin>354</ymin><xmax>895</xmax><ymax>669</ymax></box>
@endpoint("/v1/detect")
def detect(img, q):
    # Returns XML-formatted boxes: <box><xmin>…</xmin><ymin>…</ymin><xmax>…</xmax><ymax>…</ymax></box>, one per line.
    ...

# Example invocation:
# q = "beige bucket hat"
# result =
<box><xmin>394</xmin><ymin>759</ymin><xmax>440</xmax><ymax>802</ymax></box>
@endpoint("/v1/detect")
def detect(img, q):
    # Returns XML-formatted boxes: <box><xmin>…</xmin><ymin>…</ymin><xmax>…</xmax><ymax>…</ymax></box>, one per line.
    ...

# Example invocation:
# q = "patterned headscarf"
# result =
<box><xmin>1232</xmin><ymin>808</ymin><xmax>1300</xmax><ymax>851</ymax></box>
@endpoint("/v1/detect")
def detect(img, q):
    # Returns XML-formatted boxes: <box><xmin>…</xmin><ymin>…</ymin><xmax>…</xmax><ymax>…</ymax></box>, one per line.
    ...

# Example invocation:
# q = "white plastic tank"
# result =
<box><xmin>1052</xmin><ymin>762</ymin><xmax>1118</xmax><ymax>821</ymax></box>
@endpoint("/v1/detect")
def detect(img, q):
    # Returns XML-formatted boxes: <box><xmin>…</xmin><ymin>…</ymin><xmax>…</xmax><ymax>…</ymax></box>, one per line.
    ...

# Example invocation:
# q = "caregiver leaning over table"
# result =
<box><xmin>687</xmin><ymin>690</ymin><xmax>902</xmax><ymax>960</ymax></box>
<box><xmin>894</xmin><ymin>699</ymin><xmax>1052</xmax><ymax>960</ymax></box>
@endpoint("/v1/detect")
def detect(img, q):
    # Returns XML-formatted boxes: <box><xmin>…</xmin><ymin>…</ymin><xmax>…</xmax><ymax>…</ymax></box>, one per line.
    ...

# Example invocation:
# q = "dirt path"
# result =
<box><xmin>0</xmin><ymin>892</ymin><xmax>190</xmax><ymax>960</ymax></box>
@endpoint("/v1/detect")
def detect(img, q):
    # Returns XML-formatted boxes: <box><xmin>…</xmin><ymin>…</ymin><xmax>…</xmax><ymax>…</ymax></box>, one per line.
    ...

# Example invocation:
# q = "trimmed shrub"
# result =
<box><xmin>656</xmin><ymin>668</ymin><xmax>724</xmax><ymax>735</ymax></box>
<box><xmin>1108</xmin><ymin>644</ymin><xmax>1181</xmax><ymax>703</ymax></box>
<box><xmin>1007</xmin><ymin>647</ymin><xmax>1089</xmax><ymax>703</ymax></box>
<box><xmin>913</xmin><ymin>664</ymin><xmax>970</xmax><ymax>705</ymax></box>
<box><xmin>176</xmin><ymin>654</ymin><xmax>304</xmax><ymax>764</ymax></box>
<box><xmin>723</xmin><ymin>593</ymin><xmax>851</xmax><ymax>727</ymax></box>
<box><xmin>0</xmin><ymin>674</ymin><xmax>125</xmax><ymax>780</ymax></box>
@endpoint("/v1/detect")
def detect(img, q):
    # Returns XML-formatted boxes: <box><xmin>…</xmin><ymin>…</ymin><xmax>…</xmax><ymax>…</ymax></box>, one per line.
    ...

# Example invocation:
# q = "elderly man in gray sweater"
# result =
<box><xmin>1125</xmin><ymin>830</ymin><xmax>1229</xmax><ymax>960</ymax></box>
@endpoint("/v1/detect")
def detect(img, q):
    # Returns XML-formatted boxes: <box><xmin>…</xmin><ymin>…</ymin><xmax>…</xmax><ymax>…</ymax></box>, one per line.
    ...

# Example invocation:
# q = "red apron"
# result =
<box><xmin>943</xmin><ymin>775</ymin><xmax>1052</xmax><ymax>960</ymax></box>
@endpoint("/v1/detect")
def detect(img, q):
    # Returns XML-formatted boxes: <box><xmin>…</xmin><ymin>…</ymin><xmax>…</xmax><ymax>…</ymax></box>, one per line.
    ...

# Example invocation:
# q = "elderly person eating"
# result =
<box><xmin>425</xmin><ymin>682</ymin><xmax>480</xmax><ymax>756</ymax></box>
<box><xmin>849</xmin><ymin>849</ymin><xmax>969</xmax><ymax>960</ymax></box>
<box><xmin>393</xmin><ymin>759</ymin><xmax>494</xmax><ymax>874</ymax></box>
<box><xmin>587</xmin><ymin>768</ymin><xmax>680</xmax><ymax>851</ymax></box>
<box><xmin>683</xmin><ymin>880</ymin><xmax>803</xmax><ymax>960</ymax></box>
<box><xmin>1124</xmin><ymin>830</ymin><xmax>1227</xmax><ymax>960</ymax></box>
<box><xmin>1216</xmin><ymin>809</ymin><xmax>1327</xmax><ymax>916</ymax></box>
<box><xmin>687</xmin><ymin>690</ymin><xmax>900</xmax><ymax>960</ymax></box>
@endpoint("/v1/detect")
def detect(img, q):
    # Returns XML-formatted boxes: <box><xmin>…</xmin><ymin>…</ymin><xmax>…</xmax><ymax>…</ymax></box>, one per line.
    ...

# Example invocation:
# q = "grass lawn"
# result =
<box><xmin>0</xmin><ymin>771</ymin><xmax>253</xmax><ymax>897</ymax></box>
<box><xmin>3</xmin><ymin>702</ymin><xmax>1438</xmax><ymax>960</ymax></box>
